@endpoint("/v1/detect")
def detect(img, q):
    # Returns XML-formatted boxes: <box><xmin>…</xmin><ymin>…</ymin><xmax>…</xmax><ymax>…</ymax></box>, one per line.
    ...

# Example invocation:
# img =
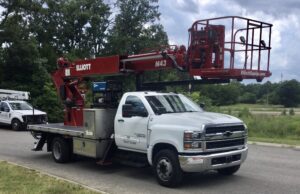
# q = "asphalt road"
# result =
<box><xmin>0</xmin><ymin>127</ymin><xmax>299</xmax><ymax>194</ymax></box>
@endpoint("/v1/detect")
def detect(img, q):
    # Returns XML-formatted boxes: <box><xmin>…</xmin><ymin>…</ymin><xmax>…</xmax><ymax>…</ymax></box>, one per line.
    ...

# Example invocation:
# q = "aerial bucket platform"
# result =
<box><xmin>187</xmin><ymin>16</ymin><xmax>272</xmax><ymax>82</ymax></box>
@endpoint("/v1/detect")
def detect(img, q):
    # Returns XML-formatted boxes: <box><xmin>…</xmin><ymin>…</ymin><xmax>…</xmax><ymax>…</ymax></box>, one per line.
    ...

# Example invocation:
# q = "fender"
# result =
<box><xmin>147</xmin><ymin>139</ymin><xmax>180</xmax><ymax>165</ymax></box>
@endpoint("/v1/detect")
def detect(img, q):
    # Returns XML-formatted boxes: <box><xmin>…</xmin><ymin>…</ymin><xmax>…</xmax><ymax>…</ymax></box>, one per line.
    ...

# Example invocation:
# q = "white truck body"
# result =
<box><xmin>0</xmin><ymin>100</ymin><xmax>47</xmax><ymax>130</ymax></box>
<box><xmin>28</xmin><ymin>92</ymin><xmax>248</xmax><ymax>187</ymax></box>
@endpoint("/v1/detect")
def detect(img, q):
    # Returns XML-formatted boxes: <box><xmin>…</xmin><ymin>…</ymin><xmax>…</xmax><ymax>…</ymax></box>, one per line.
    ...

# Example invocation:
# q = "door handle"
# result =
<box><xmin>118</xmin><ymin>119</ymin><xmax>124</xmax><ymax>122</ymax></box>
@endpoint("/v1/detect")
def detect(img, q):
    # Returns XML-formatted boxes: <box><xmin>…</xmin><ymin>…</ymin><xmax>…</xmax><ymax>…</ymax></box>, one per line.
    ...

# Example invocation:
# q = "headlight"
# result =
<box><xmin>184</xmin><ymin>131</ymin><xmax>202</xmax><ymax>140</ymax></box>
<box><xmin>184</xmin><ymin>131</ymin><xmax>203</xmax><ymax>150</ymax></box>
<box><xmin>184</xmin><ymin>141</ymin><xmax>202</xmax><ymax>149</ymax></box>
<box><xmin>243</xmin><ymin>123</ymin><xmax>248</xmax><ymax>135</ymax></box>
<box><xmin>42</xmin><ymin>115</ymin><xmax>48</xmax><ymax>123</ymax></box>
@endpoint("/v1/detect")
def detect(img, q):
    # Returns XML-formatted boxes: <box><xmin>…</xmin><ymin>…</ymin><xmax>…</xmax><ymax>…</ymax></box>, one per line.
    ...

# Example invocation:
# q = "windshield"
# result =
<box><xmin>145</xmin><ymin>94</ymin><xmax>202</xmax><ymax>115</ymax></box>
<box><xmin>9</xmin><ymin>102</ymin><xmax>33</xmax><ymax>110</ymax></box>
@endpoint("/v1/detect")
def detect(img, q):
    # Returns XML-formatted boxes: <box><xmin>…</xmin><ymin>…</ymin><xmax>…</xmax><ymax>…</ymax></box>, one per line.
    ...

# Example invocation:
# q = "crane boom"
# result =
<box><xmin>52</xmin><ymin>16</ymin><xmax>273</xmax><ymax>126</ymax></box>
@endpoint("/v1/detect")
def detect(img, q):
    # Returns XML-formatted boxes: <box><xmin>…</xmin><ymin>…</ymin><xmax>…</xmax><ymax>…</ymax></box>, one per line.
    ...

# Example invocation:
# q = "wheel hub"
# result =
<box><xmin>12</xmin><ymin>122</ymin><xmax>18</xmax><ymax>129</ymax></box>
<box><xmin>53</xmin><ymin>142</ymin><xmax>62</xmax><ymax>160</ymax></box>
<box><xmin>157</xmin><ymin>158</ymin><xmax>173</xmax><ymax>181</ymax></box>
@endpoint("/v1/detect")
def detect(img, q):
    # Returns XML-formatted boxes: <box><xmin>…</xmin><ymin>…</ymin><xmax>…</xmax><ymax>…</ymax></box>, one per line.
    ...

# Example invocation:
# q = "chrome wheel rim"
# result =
<box><xmin>12</xmin><ymin>121</ymin><xmax>19</xmax><ymax>130</ymax></box>
<box><xmin>53</xmin><ymin>142</ymin><xmax>62</xmax><ymax>160</ymax></box>
<box><xmin>156</xmin><ymin>157</ymin><xmax>173</xmax><ymax>181</ymax></box>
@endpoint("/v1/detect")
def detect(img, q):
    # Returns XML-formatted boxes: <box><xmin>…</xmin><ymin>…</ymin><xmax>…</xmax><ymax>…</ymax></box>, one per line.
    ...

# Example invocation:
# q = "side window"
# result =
<box><xmin>124</xmin><ymin>96</ymin><xmax>147</xmax><ymax>115</ymax></box>
<box><xmin>0</xmin><ymin>102</ymin><xmax>9</xmax><ymax>112</ymax></box>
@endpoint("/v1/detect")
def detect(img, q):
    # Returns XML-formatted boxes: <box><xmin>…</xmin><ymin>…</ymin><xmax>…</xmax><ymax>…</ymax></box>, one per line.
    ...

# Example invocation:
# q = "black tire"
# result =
<box><xmin>153</xmin><ymin>149</ymin><xmax>183</xmax><ymax>187</ymax></box>
<box><xmin>11</xmin><ymin>119</ymin><xmax>23</xmax><ymax>131</ymax></box>
<box><xmin>51</xmin><ymin>137</ymin><xmax>71</xmax><ymax>163</ymax></box>
<box><xmin>217</xmin><ymin>165</ymin><xmax>240</xmax><ymax>175</ymax></box>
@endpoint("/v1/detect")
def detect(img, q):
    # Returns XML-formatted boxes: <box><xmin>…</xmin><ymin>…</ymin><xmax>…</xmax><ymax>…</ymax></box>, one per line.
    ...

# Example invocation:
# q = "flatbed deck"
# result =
<box><xmin>28</xmin><ymin>123</ymin><xmax>84</xmax><ymax>137</ymax></box>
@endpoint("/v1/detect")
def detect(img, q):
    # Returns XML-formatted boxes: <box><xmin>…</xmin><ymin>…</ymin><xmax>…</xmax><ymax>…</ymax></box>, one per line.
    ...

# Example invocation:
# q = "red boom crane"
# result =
<box><xmin>52</xmin><ymin>16</ymin><xmax>272</xmax><ymax>126</ymax></box>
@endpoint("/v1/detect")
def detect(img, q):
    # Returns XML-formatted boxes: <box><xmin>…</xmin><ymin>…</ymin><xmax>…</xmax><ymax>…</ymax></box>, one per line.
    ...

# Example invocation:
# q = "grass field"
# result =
<box><xmin>214</xmin><ymin>104</ymin><xmax>300</xmax><ymax>146</ymax></box>
<box><xmin>0</xmin><ymin>161</ymin><xmax>100</xmax><ymax>194</ymax></box>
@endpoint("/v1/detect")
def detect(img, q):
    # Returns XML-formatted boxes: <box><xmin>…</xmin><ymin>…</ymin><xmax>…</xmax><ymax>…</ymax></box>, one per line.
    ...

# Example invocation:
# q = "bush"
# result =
<box><xmin>289</xmin><ymin>108</ymin><xmax>295</xmax><ymax>116</ymax></box>
<box><xmin>238</xmin><ymin>108</ymin><xmax>252</xmax><ymax>118</ymax></box>
<box><xmin>184</xmin><ymin>92</ymin><xmax>212</xmax><ymax>109</ymax></box>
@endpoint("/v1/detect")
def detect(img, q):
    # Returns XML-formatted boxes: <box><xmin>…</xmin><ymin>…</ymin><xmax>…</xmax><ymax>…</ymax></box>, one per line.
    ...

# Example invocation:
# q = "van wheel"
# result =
<box><xmin>217</xmin><ymin>165</ymin><xmax>240</xmax><ymax>175</ymax></box>
<box><xmin>153</xmin><ymin>149</ymin><xmax>183</xmax><ymax>187</ymax></box>
<box><xmin>52</xmin><ymin>137</ymin><xmax>71</xmax><ymax>163</ymax></box>
<box><xmin>11</xmin><ymin>119</ymin><xmax>23</xmax><ymax>131</ymax></box>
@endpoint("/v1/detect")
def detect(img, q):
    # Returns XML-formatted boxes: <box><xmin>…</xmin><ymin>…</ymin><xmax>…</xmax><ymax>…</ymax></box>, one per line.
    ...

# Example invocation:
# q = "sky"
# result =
<box><xmin>158</xmin><ymin>0</ymin><xmax>300</xmax><ymax>83</ymax></box>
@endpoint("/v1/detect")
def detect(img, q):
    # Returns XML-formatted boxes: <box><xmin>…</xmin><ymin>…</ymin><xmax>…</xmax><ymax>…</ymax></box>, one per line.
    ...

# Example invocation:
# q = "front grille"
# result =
<box><xmin>211</xmin><ymin>154</ymin><xmax>241</xmax><ymax>165</ymax></box>
<box><xmin>206</xmin><ymin>138</ymin><xmax>245</xmax><ymax>149</ymax></box>
<box><xmin>22</xmin><ymin>115</ymin><xmax>47</xmax><ymax>124</ymax></box>
<box><xmin>205</xmin><ymin>125</ymin><xmax>245</xmax><ymax>135</ymax></box>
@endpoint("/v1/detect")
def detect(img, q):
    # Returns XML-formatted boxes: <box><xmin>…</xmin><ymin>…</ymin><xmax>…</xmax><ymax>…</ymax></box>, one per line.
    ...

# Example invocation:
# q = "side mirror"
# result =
<box><xmin>4</xmin><ymin>108</ymin><xmax>10</xmax><ymax>112</ymax></box>
<box><xmin>199</xmin><ymin>102</ymin><xmax>205</xmax><ymax>109</ymax></box>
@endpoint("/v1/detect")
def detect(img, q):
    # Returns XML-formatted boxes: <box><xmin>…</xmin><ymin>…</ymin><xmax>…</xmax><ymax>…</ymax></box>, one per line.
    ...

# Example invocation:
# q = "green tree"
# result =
<box><xmin>30</xmin><ymin>0</ymin><xmax>111</xmax><ymax>71</ymax></box>
<box><xmin>0</xmin><ymin>0</ymin><xmax>64</xmax><ymax>122</ymax></box>
<box><xmin>238</xmin><ymin>92</ymin><xmax>257</xmax><ymax>104</ymax></box>
<box><xmin>199</xmin><ymin>82</ymin><xmax>241</xmax><ymax>106</ymax></box>
<box><xmin>107</xmin><ymin>0</ymin><xmax>168</xmax><ymax>55</ymax></box>
<box><xmin>277</xmin><ymin>80</ymin><xmax>300</xmax><ymax>107</ymax></box>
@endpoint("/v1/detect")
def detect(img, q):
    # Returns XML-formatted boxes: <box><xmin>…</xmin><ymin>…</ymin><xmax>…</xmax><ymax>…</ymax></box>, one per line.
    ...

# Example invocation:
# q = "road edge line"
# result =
<box><xmin>0</xmin><ymin>160</ymin><xmax>109</xmax><ymax>194</ymax></box>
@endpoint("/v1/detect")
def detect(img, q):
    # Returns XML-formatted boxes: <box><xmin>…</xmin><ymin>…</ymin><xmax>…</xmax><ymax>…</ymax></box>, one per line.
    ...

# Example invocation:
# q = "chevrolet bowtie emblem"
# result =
<box><xmin>223</xmin><ymin>131</ymin><xmax>233</xmax><ymax>137</ymax></box>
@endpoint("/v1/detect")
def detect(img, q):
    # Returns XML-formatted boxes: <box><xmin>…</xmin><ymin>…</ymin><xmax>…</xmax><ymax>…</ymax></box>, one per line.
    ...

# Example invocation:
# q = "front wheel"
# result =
<box><xmin>217</xmin><ymin>165</ymin><xmax>240</xmax><ymax>175</ymax></box>
<box><xmin>153</xmin><ymin>149</ymin><xmax>183</xmax><ymax>187</ymax></box>
<box><xmin>11</xmin><ymin>119</ymin><xmax>23</xmax><ymax>131</ymax></box>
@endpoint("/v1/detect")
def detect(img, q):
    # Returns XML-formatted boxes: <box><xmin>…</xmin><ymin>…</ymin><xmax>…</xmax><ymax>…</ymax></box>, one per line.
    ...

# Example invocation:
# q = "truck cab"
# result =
<box><xmin>114</xmin><ymin>92</ymin><xmax>248</xmax><ymax>186</ymax></box>
<box><xmin>0</xmin><ymin>100</ymin><xmax>47</xmax><ymax>130</ymax></box>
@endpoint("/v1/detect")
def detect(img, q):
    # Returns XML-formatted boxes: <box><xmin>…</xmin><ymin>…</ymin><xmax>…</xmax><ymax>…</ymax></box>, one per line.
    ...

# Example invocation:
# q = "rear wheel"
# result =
<box><xmin>217</xmin><ymin>165</ymin><xmax>240</xmax><ymax>175</ymax></box>
<box><xmin>51</xmin><ymin>137</ymin><xmax>71</xmax><ymax>163</ymax></box>
<box><xmin>11</xmin><ymin>119</ymin><xmax>23</xmax><ymax>131</ymax></box>
<box><xmin>153</xmin><ymin>149</ymin><xmax>183</xmax><ymax>187</ymax></box>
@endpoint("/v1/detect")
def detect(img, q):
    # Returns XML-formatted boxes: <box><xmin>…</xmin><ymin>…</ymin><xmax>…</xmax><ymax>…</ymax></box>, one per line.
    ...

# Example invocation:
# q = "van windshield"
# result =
<box><xmin>9</xmin><ymin>102</ymin><xmax>33</xmax><ymax>110</ymax></box>
<box><xmin>145</xmin><ymin>94</ymin><xmax>202</xmax><ymax>115</ymax></box>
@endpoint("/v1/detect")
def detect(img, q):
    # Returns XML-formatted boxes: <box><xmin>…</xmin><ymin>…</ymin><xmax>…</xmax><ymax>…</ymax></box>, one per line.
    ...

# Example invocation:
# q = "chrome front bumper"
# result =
<box><xmin>178</xmin><ymin>147</ymin><xmax>248</xmax><ymax>172</ymax></box>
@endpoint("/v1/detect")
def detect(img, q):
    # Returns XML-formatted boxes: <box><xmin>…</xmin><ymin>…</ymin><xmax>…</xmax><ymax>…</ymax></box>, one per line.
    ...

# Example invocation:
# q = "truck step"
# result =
<box><xmin>96</xmin><ymin>160</ymin><xmax>113</xmax><ymax>166</ymax></box>
<box><xmin>112</xmin><ymin>150</ymin><xmax>149</xmax><ymax>168</ymax></box>
<box><xmin>116</xmin><ymin>160</ymin><xmax>148</xmax><ymax>168</ymax></box>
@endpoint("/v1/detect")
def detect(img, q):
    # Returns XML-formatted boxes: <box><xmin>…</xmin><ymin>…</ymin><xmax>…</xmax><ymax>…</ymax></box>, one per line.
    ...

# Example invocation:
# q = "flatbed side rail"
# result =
<box><xmin>27</xmin><ymin>123</ymin><xmax>84</xmax><ymax>137</ymax></box>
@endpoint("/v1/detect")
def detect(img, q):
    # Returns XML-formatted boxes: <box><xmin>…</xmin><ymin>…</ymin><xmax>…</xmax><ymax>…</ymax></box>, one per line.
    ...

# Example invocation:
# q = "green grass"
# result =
<box><xmin>219</xmin><ymin>103</ymin><xmax>300</xmax><ymax>112</ymax></box>
<box><xmin>0</xmin><ymin>161</ymin><xmax>100</xmax><ymax>194</ymax></box>
<box><xmin>244</xmin><ymin>115</ymin><xmax>300</xmax><ymax>143</ymax></box>
<box><xmin>233</xmin><ymin>110</ymin><xmax>300</xmax><ymax>145</ymax></box>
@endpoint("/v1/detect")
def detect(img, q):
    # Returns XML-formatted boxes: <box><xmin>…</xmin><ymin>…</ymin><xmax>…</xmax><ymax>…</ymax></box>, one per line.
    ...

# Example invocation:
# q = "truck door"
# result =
<box><xmin>115</xmin><ymin>95</ymin><xmax>149</xmax><ymax>152</ymax></box>
<box><xmin>0</xmin><ymin>102</ymin><xmax>11</xmax><ymax>124</ymax></box>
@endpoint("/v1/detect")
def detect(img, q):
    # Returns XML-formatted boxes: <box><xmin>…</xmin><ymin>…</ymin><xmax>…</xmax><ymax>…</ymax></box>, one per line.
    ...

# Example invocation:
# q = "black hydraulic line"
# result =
<box><xmin>140</xmin><ymin>79</ymin><xmax>230</xmax><ymax>90</ymax></box>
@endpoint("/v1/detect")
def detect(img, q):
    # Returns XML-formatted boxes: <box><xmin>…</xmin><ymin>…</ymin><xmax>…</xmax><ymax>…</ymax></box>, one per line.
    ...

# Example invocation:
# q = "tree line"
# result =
<box><xmin>187</xmin><ymin>80</ymin><xmax>300</xmax><ymax>108</ymax></box>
